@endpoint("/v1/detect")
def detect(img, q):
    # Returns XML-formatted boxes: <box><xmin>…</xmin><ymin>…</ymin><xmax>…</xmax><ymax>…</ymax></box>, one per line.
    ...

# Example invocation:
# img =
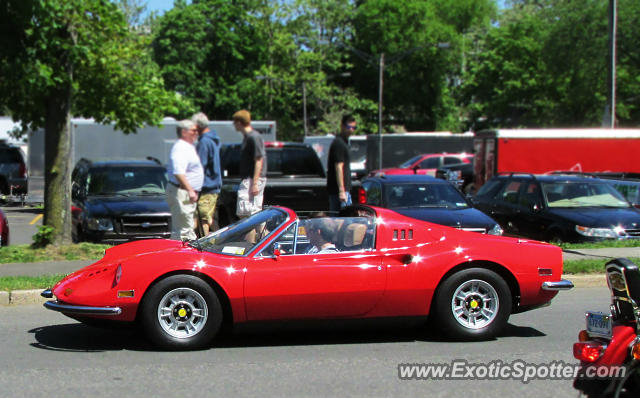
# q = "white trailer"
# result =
<box><xmin>27</xmin><ymin>117</ymin><xmax>276</xmax><ymax>202</ymax></box>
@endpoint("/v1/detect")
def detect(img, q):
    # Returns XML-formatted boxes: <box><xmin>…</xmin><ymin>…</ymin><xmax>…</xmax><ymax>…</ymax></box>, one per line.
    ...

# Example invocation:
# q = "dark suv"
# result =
<box><xmin>0</xmin><ymin>142</ymin><xmax>27</xmax><ymax>195</ymax></box>
<box><xmin>472</xmin><ymin>173</ymin><xmax>640</xmax><ymax>242</ymax></box>
<box><xmin>71</xmin><ymin>159</ymin><xmax>171</xmax><ymax>243</ymax></box>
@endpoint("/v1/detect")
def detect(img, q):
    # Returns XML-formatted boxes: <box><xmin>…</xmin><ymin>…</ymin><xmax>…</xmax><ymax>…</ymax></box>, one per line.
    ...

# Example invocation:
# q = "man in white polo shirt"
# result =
<box><xmin>166</xmin><ymin>119</ymin><xmax>204</xmax><ymax>240</ymax></box>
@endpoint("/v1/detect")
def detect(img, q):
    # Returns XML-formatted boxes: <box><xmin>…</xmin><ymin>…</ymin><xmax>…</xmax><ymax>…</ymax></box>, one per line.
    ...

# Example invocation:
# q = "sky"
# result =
<box><xmin>145</xmin><ymin>0</ymin><xmax>177</xmax><ymax>16</ymax></box>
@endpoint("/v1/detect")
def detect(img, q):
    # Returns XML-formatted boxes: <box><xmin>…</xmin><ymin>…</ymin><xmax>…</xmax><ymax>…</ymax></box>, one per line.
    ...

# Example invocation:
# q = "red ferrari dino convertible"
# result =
<box><xmin>42</xmin><ymin>205</ymin><xmax>573</xmax><ymax>350</ymax></box>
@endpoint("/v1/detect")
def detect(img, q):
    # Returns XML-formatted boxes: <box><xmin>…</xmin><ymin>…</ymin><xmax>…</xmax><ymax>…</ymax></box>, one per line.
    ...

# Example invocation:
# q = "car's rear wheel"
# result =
<box><xmin>547</xmin><ymin>229</ymin><xmax>564</xmax><ymax>244</ymax></box>
<box><xmin>433</xmin><ymin>268</ymin><xmax>512</xmax><ymax>340</ymax></box>
<box><xmin>141</xmin><ymin>275</ymin><xmax>222</xmax><ymax>350</ymax></box>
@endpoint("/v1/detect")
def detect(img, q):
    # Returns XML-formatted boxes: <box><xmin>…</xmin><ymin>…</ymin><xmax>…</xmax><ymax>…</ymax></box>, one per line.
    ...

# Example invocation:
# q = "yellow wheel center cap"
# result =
<box><xmin>470</xmin><ymin>300</ymin><xmax>479</xmax><ymax>309</ymax></box>
<box><xmin>178</xmin><ymin>308</ymin><xmax>187</xmax><ymax>317</ymax></box>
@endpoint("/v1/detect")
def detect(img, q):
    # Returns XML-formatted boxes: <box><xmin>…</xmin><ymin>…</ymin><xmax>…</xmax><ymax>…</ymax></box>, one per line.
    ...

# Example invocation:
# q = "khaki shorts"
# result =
<box><xmin>197</xmin><ymin>192</ymin><xmax>219</xmax><ymax>224</ymax></box>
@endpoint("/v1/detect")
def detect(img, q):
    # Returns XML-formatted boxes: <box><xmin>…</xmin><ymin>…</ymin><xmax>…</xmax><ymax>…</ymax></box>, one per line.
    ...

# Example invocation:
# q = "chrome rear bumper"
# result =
<box><xmin>541</xmin><ymin>279</ymin><xmax>574</xmax><ymax>291</ymax></box>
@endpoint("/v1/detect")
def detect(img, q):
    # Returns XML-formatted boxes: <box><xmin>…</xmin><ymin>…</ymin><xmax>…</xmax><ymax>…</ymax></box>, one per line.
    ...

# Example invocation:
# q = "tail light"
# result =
<box><xmin>578</xmin><ymin>330</ymin><xmax>590</xmax><ymax>342</ymax></box>
<box><xmin>573</xmin><ymin>341</ymin><xmax>605</xmax><ymax>362</ymax></box>
<box><xmin>19</xmin><ymin>161</ymin><xmax>26</xmax><ymax>178</ymax></box>
<box><xmin>358</xmin><ymin>187</ymin><xmax>367</xmax><ymax>204</ymax></box>
<box><xmin>632</xmin><ymin>341</ymin><xmax>640</xmax><ymax>360</ymax></box>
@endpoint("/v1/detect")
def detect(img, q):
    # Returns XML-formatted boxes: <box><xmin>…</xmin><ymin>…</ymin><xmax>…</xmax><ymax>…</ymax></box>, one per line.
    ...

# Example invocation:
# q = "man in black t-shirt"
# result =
<box><xmin>327</xmin><ymin>114</ymin><xmax>356</xmax><ymax>213</ymax></box>
<box><xmin>233</xmin><ymin>109</ymin><xmax>267</xmax><ymax>219</ymax></box>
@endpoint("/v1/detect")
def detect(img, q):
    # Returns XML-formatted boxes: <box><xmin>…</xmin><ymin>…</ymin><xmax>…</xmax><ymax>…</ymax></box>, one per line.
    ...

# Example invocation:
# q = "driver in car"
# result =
<box><xmin>305</xmin><ymin>218</ymin><xmax>339</xmax><ymax>254</ymax></box>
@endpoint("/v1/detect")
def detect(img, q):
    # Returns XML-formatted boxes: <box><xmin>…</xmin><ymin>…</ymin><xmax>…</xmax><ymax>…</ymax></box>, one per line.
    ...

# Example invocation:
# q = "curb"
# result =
<box><xmin>563</xmin><ymin>274</ymin><xmax>606</xmax><ymax>288</ymax></box>
<box><xmin>0</xmin><ymin>289</ymin><xmax>48</xmax><ymax>307</ymax></box>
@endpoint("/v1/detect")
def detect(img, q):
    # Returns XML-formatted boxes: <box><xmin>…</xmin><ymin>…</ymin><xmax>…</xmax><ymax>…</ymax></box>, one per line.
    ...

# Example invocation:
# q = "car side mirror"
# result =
<box><xmin>412</xmin><ymin>165</ymin><xmax>420</xmax><ymax>174</ymax></box>
<box><xmin>273</xmin><ymin>243</ymin><xmax>282</xmax><ymax>258</ymax></box>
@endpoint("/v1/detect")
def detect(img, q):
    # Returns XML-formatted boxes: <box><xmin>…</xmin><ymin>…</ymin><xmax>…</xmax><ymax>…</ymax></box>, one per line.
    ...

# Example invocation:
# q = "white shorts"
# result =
<box><xmin>236</xmin><ymin>177</ymin><xmax>266</xmax><ymax>218</ymax></box>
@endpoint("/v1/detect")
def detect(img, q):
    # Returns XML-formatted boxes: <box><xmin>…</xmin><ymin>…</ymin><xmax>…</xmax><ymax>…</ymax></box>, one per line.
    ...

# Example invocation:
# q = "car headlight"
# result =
<box><xmin>488</xmin><ymin>224</ymin><xmax>503</xmax><ymax>236</ymax></box>
<box><xmin>575</xmin><ymin>225</ymin><xmax>621</xmax><ymax>239</ymax></box>
<box><xmin>87</xmin><ymin>217</ymin><xmax>114</xmax><ymax>231</ymax></box>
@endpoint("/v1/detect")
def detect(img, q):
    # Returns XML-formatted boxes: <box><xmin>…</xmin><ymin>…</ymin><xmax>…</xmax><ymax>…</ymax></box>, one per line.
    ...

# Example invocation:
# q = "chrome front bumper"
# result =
<box><xmin>541</xmin><ymin>279</ymin><xmax>574</xmax><ymax>291</ymax></box>
<box><xmin>42</xmin><ymin>290</ymin><xmax>122</xmax><ymax>316</ymax></box>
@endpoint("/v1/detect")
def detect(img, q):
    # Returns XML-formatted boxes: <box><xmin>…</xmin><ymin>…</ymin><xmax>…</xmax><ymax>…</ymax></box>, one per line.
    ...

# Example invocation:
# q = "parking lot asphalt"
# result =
<box><xmin>0</xmin><ymin>247</ymin><xmax>627</xmax><ymax>306</ymax></box>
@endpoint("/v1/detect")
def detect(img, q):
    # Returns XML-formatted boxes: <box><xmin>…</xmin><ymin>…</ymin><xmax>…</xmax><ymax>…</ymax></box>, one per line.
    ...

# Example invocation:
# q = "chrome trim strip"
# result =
<box><xmin>41</xmin><ymin>289</ymin><xmax>53</xmax><ymax>298</ymax></box>
<box><xmin>43</xmin><ymin>300</ymin><xmax>122</xmax><ymax>316</ymax></box>
<box><xmin>542</xmin><ymin>279</ymin><xmax>574</xmax><ymax>291</ymax></box>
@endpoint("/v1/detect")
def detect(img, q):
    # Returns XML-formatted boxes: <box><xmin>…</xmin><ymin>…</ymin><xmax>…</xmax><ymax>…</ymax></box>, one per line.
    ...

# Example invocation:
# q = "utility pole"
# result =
<box><xmin>378</xmin><ymin>53</ymin><xmax>384</xmax><ymax>170</ymax></box>
<box><xmin>302</xmin><ymin>81</ymin><xmax>308</xmax><ymax>137</ymax></box>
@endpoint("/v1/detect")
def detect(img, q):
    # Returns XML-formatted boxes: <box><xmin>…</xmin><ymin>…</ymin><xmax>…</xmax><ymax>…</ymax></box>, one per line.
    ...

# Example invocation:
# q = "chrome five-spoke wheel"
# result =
<box><xmin>157</xmin><ymin>287</ymin><xmax>209</xmax><ymax>339</ymax></box>
<box><xmin>142</xmin><ymin>275</ymin><xmax>222</xmax><ymax>350</ymax></box>
<box><xmin>451</xmin><ymin>279</ymin><xmax>499</xmax><ymax>329</ymax></box>
<box><xmin>434</xmin><ymin>268</ymin><xmax>512</xmax><ymax>340</ymax></box>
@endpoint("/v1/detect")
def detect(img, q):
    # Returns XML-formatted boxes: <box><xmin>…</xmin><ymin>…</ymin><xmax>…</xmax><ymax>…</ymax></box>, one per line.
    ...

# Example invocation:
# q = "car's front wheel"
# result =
<box><xmin>141</xmin><ymin>275</ymin><xmax>222</xmax><ymax>350</ymax></box>
<box><xmin>433</xmin><ymin>268</ymin><xmax>512</xmax><ymax>340</ymax></box>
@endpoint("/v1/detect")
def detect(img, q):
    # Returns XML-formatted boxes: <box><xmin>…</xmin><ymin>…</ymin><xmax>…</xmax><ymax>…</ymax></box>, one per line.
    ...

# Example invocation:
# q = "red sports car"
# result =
<box><xmin>42</xmin><ymin>205</ymin><xmax>573</xmax><ymax>350</ymax></box>
<box><xmin>370</xmin><ymin>152</ymin><xmax>473</xmax><ymax>177</ymax></box>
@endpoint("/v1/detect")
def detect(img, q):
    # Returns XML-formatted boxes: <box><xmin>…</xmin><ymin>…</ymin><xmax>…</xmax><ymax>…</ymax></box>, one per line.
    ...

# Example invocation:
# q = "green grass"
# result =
<box><xmin>0</xmin><ymin>243</ymin><xmax>110</xmax><ymax>264</ymax></box>
<box><xmin>0</xmin><ymin>274</ymin><xmax>67</xmax><ymax>292</ymax></box>
<box><xmin>563</xmin><ymin>257</ymin><xmax>640</xmax><ymax>274</ymax></box>
<box><xmin>558</xmin><ymin>240</ymin><xmax>640</xmax><ymax>250</ymax></box>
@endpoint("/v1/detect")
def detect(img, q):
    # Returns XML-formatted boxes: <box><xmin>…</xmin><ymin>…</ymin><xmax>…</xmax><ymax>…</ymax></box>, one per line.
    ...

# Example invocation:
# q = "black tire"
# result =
<box><xmin>432</xmin><ymin>268</ymin><xmax>512</xmax><ymax>340</ymax></box>
<box><xmin>140</xmin><ymin>275</ymin><xmax>222</xmax><ymax>350</ymax></box>
<box><xmin>546</xmin><ymin>229</ymin><xmax>564</xmax><ymax>244</ymax></box>
<box><xmin>72</xmin><ymin>226</ymin><xmax>83</xmax><ymax>243</ymax></box>
<box><xmin>0</xmin><ymin>178</ymin><xmax>8</xmax><ymax>196</ymax></box>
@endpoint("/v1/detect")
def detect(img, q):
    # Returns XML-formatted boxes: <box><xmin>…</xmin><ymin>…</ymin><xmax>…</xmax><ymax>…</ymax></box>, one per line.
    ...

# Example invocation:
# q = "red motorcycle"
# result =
<box><xmin>573</xmin><ymin>258</ymin><xmax>640</xmax><ymax>397</ymax></box>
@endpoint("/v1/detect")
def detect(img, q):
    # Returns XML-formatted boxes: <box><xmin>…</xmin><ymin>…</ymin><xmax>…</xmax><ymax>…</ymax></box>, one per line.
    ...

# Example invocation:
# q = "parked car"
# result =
<box><xmin>359</xmin><ymin>175</ymin><xmax>502</xmax><ymax>235</ymax></box>
<box><xmin>0</xmin><ymin>141</ymin><xmax>27</xmax><ymax>196</ymax></box>
<box><xmin>369</xmin><ymin>152</ymin><xmax>473</xmax><ymax>177</ymax></box>
<box><xmin>71</xmin><ymin>158</ymin><xmax>171</xmax><ymax>243</ymax></box>
<box><xmin>42</xmin><ymin>204</ymin><xmax>572</xmax><ymax>350</ymax></box>
<box><xmin>472</xmin><ymin>173</ymin><xmax>640</xmax><ymax>242</ymax></box>
<box><xmin>0</xmin><ymin>208</ymin><xmax>9</xmax><ymax>246</ymax></box>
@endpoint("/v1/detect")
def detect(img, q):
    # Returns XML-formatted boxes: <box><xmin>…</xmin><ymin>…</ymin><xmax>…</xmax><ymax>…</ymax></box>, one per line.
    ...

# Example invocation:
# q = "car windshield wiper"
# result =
<box><xmin>185</xmin><ymin>239</ymin><xmax>203</xmax><ymax>251</ymax></box>
<box><xmin>90</xmin><ymin>192</ymin><xmax>130</xmax><ymax>197</ymax></box>
<box><xmin>134</xmin><ymin>191</ymin><xmax>164</xmax><ymax>195</ymax></box>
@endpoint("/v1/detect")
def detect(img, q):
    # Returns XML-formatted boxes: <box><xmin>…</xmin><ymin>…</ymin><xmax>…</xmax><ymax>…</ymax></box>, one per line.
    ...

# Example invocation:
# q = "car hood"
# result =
<box><xmin>85</xmin><ymin>195</ymin><xmax>170</xmax><ymax>217</ymax></box>
<box><xmin>546</xmin><ymin>207</ymin><xmax>640</xmax><ymax>228</ymax></box>
<box><xmin>393</xmin><ymin>207</ymin><xmax>498</xmax><ymax>229</ymax></box>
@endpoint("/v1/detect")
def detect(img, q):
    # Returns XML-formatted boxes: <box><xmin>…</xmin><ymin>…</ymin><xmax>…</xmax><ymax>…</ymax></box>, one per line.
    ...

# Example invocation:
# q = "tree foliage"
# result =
<box><xmin>0</xmin><ymin>0</ymin><xmax>184</xmax><ymax>244</ymax></box>
<box><xmin>463</xmin><ymin>0</ymin><xmax>640</xmax><ymax>129</ymax></box>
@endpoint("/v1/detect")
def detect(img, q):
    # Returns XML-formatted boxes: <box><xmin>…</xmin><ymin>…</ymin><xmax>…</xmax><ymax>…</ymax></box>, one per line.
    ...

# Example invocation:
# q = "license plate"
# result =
<box><xmin>585</xmin><ymin>311</ymin><xmax>612</xmax><ymax>338</ymax></box>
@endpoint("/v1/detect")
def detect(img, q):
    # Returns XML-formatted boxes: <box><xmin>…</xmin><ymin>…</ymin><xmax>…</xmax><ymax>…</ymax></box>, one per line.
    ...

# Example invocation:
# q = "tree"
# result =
<box><xmin>351</xmin><ymin>0</ymin><xmax>495</xmax><ymax>132</ymax></box>
<box><xmin>462</xmin><ymin>0</ymin><xmax>640</xmax><ymax>129</ymax></box>
<box><xmin>0</xmin><ymin>0</ymin><xmax>184</xmax><ymax>245</ymax></box>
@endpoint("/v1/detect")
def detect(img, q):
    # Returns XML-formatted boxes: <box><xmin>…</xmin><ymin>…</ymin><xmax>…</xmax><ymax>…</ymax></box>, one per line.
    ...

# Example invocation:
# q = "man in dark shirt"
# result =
<box><xmin>327</xmin><ymin>114</ymin><xmax>355</xmax><ymax>213</ymax></box>
<box><xmin>233</xmin><ymin>109</ymin><xmax>267</xmax><ymax>219</ymax></box>
<box><xmin>193</xmin><ymin>112</ymin><xmax>222</xmax><ymax>236</ymax></box>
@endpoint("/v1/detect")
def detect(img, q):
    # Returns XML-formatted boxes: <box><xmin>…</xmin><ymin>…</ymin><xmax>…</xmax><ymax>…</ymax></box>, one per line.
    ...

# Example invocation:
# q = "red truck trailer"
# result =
<box><xmin>473</xmin><ymin>129</ymin><xmax>640</xmax><ymax>189</ymax></box>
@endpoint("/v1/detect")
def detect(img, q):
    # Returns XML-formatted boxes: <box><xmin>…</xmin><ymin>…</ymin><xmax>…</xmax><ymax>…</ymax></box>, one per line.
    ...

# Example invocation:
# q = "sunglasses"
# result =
<box><xmin>345</xmin><ymin>124</ymin><xmax>357</xmax><ymax>130</ymax></box>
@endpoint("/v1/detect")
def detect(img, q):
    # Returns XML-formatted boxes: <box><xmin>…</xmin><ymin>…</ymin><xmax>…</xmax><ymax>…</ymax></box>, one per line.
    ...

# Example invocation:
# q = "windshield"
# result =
<box><xmin>542</xmin><ymin>181</ymin><xmax>631</xmax><ymax>208</ymax></box>
<box><xmin>399</xmin><ymin>155</ymin><xmax>423</xmax><ymax>169</ymax></box>
<box><xmin>198</xmin><ymin>208</ymin><xmax>289</xmax><ymax>256</ymax></box>
<box><xmin>88</xmin><ymin>167</ymin><xmax>167</xmax><ymax>195</ymax></box>
<box><xmin>386</xmin><ymin>183</ymin><xmax>469</xmax><ymax>209</ymax></box>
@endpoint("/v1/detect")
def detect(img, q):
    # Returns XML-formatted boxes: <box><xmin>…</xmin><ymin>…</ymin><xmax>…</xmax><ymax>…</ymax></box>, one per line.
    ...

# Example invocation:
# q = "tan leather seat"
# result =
<box><xmin>343</xmin><ymin>223</ymin><xmax>367</xmax><ymax>248</ymax></box>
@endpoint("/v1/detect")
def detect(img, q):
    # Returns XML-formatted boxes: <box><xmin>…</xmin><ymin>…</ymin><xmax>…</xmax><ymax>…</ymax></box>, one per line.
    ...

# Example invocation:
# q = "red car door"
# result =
<box><xmin>244</xmin><ymin>252</ymin><xmax>386</xmax><ymax>320</ymax></box>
